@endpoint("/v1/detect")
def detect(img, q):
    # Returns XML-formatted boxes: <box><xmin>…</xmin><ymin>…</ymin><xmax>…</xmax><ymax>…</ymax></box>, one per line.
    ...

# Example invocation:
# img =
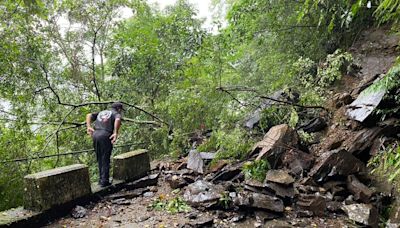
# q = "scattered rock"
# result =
<box><xmin>211</xmin><ymin>163</ymin><xmax>242</xmax><ymax>182</ymax></box>
<box><xmin>125</xmin><ymin>173</ymin><xmax>159</xmax><ymax>190</ymax></box>
<box><xmin>326</xmin><ymin>139</ymin><xmax>344</xmax><ymax>151</ymax></box>
<box><xmin>186</xmin><ymin>211</ymin><xmax>198</xmax><ymax>220</ymax></box>
<box><xmin>347</xmin><ymin>175</ymin><xmax>373</xmax><ymax>203</ymax></box>
<box><xmin>187</xmin><ymin>150</ymin><xmax>204</xmax><ymax>174</ymax></box>
<box><xmin>234</xmin><ymin>191</ymin><xmax>284</xmax><ymax>213</ymax></box>
<box><xmin>137</xmin><ymin>215</ymin><xmax>150</xmax><ymax>222</ymax></box>
<box><xmin>111</xmin><ymin>198</ymin><xmax>131</xmax><ymax>205</ymax></box>
<box><xmin>230</xmin><ymin>213</ymin><xmax>246</xmax><ymax>223</ymax></box>
<box><xmin>254</xmin><ymin>210</ymin><xmax>280</xmax><ymax>222</ymax></box>
<box><xmin>188</xmin><ymin>216</ymin><xmax>214</xmax><ymax>227</ymax></box>
<box><xmin>167</xmin><ymin>175</ymin><xmax>188</xmax><ymax>189</ymax></box>
<box><xmin>332</xmin><ymin>92</ymin><xmax>353</xmax><ymax>108</ymax></box>
<box><xmin>326</xmin><ymin>201</ymin><xmax>343</xmax><ymax>213</ymax></box>
<box><xmin>244</xmin><ymin>90</ymin><xmax>286</xmax><ymax>129</ymax></box>
<box><xmin>347</xmin><ymin>82</ymin><xmax>386</xmax><ymax>122</ymax></box>
<box><xmin>200</xmin><ymin>152</ymin><xmax>216</xmax><ymax>160</ymax></box>
<box><xmin>323</xmin><ymin>181</ymin><xmax>347</xmax><ymax>197</ymax></box>
<box><xmin>264</xmin><ymin>182</ymin><xmax>295</xmax><ymax>199</ymax></box>
<box><xmin>265</xmin><ymin>170</ymin><xmax>294</xmax><ymax>185</ymax></box>
<box><xmin>298</xmin><ymin>117</ymin><xmax>327</xmax><ymax>133</ymax></box>
<box><xmin>346</xmin><ymin>119</ymin><xmax>400</xmax><ymax>157</ymax></box>
<box><xmin>244</xmin><ymin>179</ymin><xmax>265</xmax><ymax>189</ymax></box>
<box><xmin>344</xmin><ymin>127</ymin><xmax>385</xmax><ymax>156</ymax></box>
<box><xmin>71</xmin><ymin>205</ymin><xmax>87</xmax><ymax>219</ymax></box>
<box><xmin>253</xmin><ymin>124</ymin><xmax>299</xmax><ymax>168</ymax></box>
<box><xmin>183</xmin><ymin>180</ymin><xmax>224</xmax><ymax>207</ymax></box>
<box><xmin>143</xmin><ymin>192</ymin><xmax>154</xmax><ymax>198</ymax></box>
<box><xmin>209</xmin><ymin>160</ymin><xmax>228</xmax><ymax>173</ymax></box>
<box><xmin>281</xmin><ymin>149</ymin><xmax>314</xmax><ymax>175</ymax></box>
<box><xmin>108</xmin><ymin>188</ymin><xmax>147</xmax><ymax>200</ymax></box>
<box><xmin>296</xmin><ymin>194</ymin><xmax>326</xmax><ymax>216</ymax></box>
<box><xmin>309</xmin><ymin>149</ymin><xmax>367</xmax><ymax>183</ymax></box>
<box><xmin>342</xmin><ymin>203</ymin><xmax>378</xmax><ymax>227</ymax></box>
<box><xmin>264</xmin><ymin>220</ymin><xmax>293</xmax><ymax>228</ymax></box>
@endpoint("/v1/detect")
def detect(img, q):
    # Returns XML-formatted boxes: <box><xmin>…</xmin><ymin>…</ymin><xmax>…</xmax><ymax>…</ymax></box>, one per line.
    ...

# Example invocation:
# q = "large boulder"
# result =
<box><xmin>309</xmin><ymin>149</ymin><xmax>367</xmax><ymax>183</ymax></box>
<box><xmin>253</xmin><ymin>124</ymin><xmax>299</xmax><ymax>168</ymax></box>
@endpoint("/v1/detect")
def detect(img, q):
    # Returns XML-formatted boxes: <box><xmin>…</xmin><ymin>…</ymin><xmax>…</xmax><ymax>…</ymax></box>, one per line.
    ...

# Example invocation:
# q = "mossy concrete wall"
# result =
<box><xmin>113</xmin><ymin>149</ymin><xmax>150</xmax><ymax>181</ymax></box>
<box><xmin>23</xmin><ymin>164</ymin><xmax>91</xmax><ymax>211</ymax></box>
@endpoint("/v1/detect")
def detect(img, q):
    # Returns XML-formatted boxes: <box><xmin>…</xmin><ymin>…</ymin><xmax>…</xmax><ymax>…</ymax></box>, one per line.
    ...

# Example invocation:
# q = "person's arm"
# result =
<box><xmin>109</xmin><ymin>117</ymin><xmax>121</xmax><ymax>144</ymax></box>
<box><xmin>86</xmin><ymin>113</ymin><xmax>95</xmax><ymax>136</ymax></box>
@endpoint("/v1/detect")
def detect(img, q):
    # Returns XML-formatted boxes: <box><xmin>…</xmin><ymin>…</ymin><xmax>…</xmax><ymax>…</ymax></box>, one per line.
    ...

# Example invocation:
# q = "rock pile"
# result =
<box><xmin>155</xmin><ymin>118</ymin><xmax>398</xmax><ymax>227</ymax></box>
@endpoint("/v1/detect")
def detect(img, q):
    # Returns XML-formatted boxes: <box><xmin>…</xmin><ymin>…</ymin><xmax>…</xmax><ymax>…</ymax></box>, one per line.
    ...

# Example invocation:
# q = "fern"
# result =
<box><xmin>375</xmin><ymin>0</ymin><xmax>400</xmax><ymax>24</ymax></box>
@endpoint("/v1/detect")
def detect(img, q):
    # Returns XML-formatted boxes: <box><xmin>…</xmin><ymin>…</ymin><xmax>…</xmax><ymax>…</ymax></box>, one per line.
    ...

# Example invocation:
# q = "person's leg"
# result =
<box><xmin>93</xmin><ymin>132</ymin><xmax>103</xmax><ymax>184</ymax></box>
<box><xmin>103</xmin><ymin>141</ymin><xmax>112</xmax><ymax>184</ymax></box>
<box><xmin>96</xmin><ymin>132</ymin><xmax>112</xmax><ymax>186</ymax></box>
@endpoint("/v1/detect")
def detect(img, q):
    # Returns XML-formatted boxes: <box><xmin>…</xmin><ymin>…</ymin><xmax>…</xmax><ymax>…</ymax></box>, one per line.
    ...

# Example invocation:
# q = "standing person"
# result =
<box><xmin>86</xmin><ymin>102</ymin><xmax>124</xmax><ymax>187</ymax></box>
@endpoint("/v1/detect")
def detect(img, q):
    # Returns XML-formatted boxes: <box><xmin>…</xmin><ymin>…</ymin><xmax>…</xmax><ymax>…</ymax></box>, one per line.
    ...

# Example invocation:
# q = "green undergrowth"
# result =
<box><xmin>293</xmin><ymin>49</ymin><xmax>353</xmax><ymax>100</ymax></box>
<box><xmin>371</xmin><ymin>61</ymin><xmax>400</xmax><ymax>120</ymax></box>
<box><xmin>149</xmin><ymin>194</ymin><xmax>191</xmax><ymax>214</ymax></box>
<box><xmin>368</xmin><ymin>143</ymin><xmax>400</xmax><ymax>189</ymax></box>
<box><xmin>242</xmin><ymin>159</ymin><xmax>270</xmax><ymax>182</ymax></box>
<box><xmin>198</xmin><ymin>128</ymin><xmax>255</xmax><ymax>164</ymax></box>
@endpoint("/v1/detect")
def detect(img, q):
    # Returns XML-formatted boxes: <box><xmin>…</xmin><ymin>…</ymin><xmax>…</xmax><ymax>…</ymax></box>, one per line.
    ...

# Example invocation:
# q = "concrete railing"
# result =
<box><xmin>24</xmin><ymin>164</ymin><xmax>91</xmax><ymax>211</ymax></box>
<box><xmin>113</xmin><ymin>149</ymin><xmax>150</xmax><ymax>181</ymax></box>
<box><xmin>0</xmin><ymin>149</ymin><xmax>152</xmax><ymax>227</ymax></box>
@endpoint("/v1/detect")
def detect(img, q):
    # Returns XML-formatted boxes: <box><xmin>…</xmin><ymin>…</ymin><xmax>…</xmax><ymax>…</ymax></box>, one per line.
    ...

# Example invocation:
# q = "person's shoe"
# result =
<box><xmin>100</xmin><ymin>181</ymin><xmax>111</xmax><ymax>187</ymax></box>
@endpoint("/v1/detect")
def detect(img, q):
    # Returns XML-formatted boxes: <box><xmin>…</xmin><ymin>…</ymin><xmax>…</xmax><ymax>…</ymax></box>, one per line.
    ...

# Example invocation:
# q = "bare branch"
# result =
<box><xmin>123</xmin><ymin>117</ymin><xmax>162</xmax><ymax>126</ymax></box>
<box><xmin>0</xmin><ymin>109</ymin><xmax>16</xmax><ymax>116</ymax></box>
<box><xmin>258</xmin><ymin>95</ymin><xmax>327</xmax><ymax>111</ymax></box>
<box><xmin>91</xmin><ymin>29</ymin><xmax>102</xmax><ymax>101</ymax></box>
<box><xmin>216</xmin><ymin>87</ymin><xmax>256</xmax><ymax>108</ymax></box>
<box><xmin>40</xmin><ymin>64</ymin><xmax>62</xmax><ymax>104</ymax></box>
<box><xmin>217</xmin><ymin>86</ymin><xmax>328</xmax><ymax>111</ymax></box>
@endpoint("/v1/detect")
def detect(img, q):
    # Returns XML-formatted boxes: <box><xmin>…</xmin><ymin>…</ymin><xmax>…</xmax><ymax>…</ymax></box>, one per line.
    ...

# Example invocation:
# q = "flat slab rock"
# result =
<box><xmin>347</xmin><ymin>175</ymin><xmax>374</xmax><ymax>203</ymax></box>
<box><xmin>183</xmin><ymin>180</ymin><xmax>224</xmax><ymax>207</ymax></box>
<box><xmin>233</xmin><ymin>191</ymin><xmax>284</xmax><ymax>213</ymax></box>
<box><xmin>253</xmin><ymin>124</ymin><xmax>298</xmax><ymax>168</ymax></box>
<box><xmin>211</xmin><ymin>163</ymin><xmax>242</xmax><ymax>182</ymax></box>
<box><xmin>265</xmin><ymin>170</ymin><xmax>294</xmax><ymax>185</ymax></box>
<box><xmin>296</xmin><ymin>194</ymin><xmax>326</xmax><ymax>217</ymax></box>
<box><xmin>342</xmin><ymin>203</ymin><xmax>378</xmax><ymax>227</ymax></box>
<box><xmin>264</xmin><ymin>182</ymin><xmax>295</xmax><ymax>199</ymax></box>
<box><xmin>346</xmin><ymin>82</ymin><xmax>386</xmax><ymax>122</ymax></box>
<box><xmin>309</xmin><ymin>149</ymin><xmax>367</xmax><ymax>183</ymax></box>
<box><xmin>187</xmin><ymin>150</ymin><xmax>204</xmax><ymax>174</ymax></box>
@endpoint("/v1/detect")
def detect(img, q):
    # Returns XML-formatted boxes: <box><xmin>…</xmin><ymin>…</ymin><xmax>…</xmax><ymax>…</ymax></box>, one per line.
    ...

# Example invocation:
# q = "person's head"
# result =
<box><xmin>111</xmin><ymin>102</ymin><xmax>125</xmax><ymax>113</ymax></box>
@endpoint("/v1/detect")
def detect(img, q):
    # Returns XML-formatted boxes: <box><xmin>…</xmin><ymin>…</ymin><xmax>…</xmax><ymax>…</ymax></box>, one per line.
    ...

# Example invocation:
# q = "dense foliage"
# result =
<box><xmin>0</xmin><ymin>0</ymin><xmax>399</xmax><ymax>210</ymax></box>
